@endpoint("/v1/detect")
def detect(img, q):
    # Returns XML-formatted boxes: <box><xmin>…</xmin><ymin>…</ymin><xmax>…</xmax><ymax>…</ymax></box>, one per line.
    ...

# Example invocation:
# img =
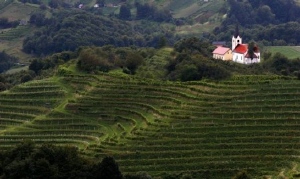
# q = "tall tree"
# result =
<box><xmin>247</xmin><ymin>41</ymin><xmax>255</xmax><ymax>60</ymax></box>
<box><xmin>93</xmin><ymin>156</ymin><xmax>123</xmax><ymax>179</ymax></box>
<box><xmin>119</xmin><ymin>5</ymin><xmax>131</xmax><ymax>20</ymax></box>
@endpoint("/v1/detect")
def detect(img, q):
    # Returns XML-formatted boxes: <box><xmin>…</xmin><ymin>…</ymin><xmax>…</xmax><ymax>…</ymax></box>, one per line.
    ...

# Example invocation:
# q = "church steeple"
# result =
<box><xmin>232</xmin><ymin>24</ymin><xmax>242</xmax><ymax>50</ymax></box>
<box><xmin>234</xmin><ymin>24</ymin><xmax>239</xmax><ymax>38</ymax></box>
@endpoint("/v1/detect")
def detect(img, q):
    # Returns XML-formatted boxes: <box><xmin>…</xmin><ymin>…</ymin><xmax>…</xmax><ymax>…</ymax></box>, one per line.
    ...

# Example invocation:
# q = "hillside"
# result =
<box><xmin>0</xmin><ymin>0</ymin><xmax>227</xmax><ymax>62</ymax></box>
<box><xmin>266</xmin><ymin>46</ymin><xmax>300</xmax><ymax>59</ymax></box>
<box><xmin>0</xmin><ymin>60</ymin><xmax>299</xmax><ymax>178</ymax></box>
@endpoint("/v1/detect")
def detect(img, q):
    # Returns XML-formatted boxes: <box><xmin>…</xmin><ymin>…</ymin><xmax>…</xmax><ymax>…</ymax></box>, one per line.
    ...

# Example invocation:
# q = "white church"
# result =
<box><xmin>213</xmin><ymin>26</ymin><xmax>260</xmax><ymax>64</ymax></box>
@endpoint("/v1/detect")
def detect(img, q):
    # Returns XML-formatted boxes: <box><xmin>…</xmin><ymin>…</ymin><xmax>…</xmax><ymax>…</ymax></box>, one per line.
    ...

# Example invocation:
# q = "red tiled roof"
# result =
<box><xmin>233</xmin><ymin>44</ymin><xmax>248</xmax><ymax>54</ymax></box>
<box><xmin>212</xmin><ymin>46</ymin><xmax>231</xmax><ymax>55</ymax></box>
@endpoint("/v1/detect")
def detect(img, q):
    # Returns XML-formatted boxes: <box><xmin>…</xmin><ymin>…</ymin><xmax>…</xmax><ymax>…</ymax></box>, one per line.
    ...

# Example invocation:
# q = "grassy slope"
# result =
<box><xmin>0</xmin><ymin>56</ymin><xmax>300</xmax><ymax>178</ymax></box>
<box><xmin>0</xmin><ymin>1</ymin><xmax>39</xmax><ymax>62</ymax></box>
<box><xmin>266</xmin><ymin>46</ymin><xmax>300</xmax><ymax>59</ymax></box>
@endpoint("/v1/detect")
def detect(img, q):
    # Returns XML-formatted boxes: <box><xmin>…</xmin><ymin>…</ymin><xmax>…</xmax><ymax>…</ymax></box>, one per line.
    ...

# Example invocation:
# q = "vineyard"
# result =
<box><xmin>0</xmin><ymin>26</ymin><xmax>31</xmax><ymax>40</ymax></box>
<box><xmin>0</xmin><ymin>68</ymin><xmax>300</xmax><ymax>178</ymax></box>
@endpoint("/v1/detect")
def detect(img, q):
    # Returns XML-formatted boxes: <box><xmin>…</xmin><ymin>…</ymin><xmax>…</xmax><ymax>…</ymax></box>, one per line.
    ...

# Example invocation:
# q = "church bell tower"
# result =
<box><xmin>232</xmin><ymin>25</ymin><xmax>242</xmax><ymax>50</ymax></box>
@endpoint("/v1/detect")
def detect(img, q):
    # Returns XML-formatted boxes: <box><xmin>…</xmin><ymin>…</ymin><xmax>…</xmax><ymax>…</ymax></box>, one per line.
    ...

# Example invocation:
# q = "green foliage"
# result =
<box><xmin>23</xmin><ymin>11</ymin><xmax>176</xmax><ymax>56</ymax></box>
<box><xmin>0</xmin><ymin>69</ymin><xmax>36</xmax><ymax>91</ymax></box>
<box><xmin>57</xmin><ymin>66</ymin><xmax>72</xmax><ymax>76</ymax></box>
<box><xmin>167</xmin><ymin>38</ymin><xmax>232</xmax><ymax>81</ymax></box>
<box><xmin>93</xmin><ymin>156</ymin><xmax>123</xmax><ymax>179</ymax></box>
<box><xmin>226</xmin><ymin>0</ymin><xmax>300</xmax><ymax>26</ymax></box>
<box><xmin>124</xmin><ymin>52</ymin><xmax>143</xmax><ymax>74</ymax></box>
<box><xmin>77</xmin><ymin>46</ymin><xmax>145</xmax><ymax>74</ymax></box>
<box><xmin>135</xmin><ymin>2</ymin><xmax>172</xmax><ymax>22</ymax></box>
<box><xmin>0</xmin><ymin>51</ymin><xmax>18</xmax><ymax>73</ymax></box>
<box><xmin>119</xmin><ymin>5</ymin><xmax>131</xmax><ymax>20</ymax></box>
<box><xmin>0</xmin><ymin>17</ymin><xmax>19</xmax><ymax>29</ymax></box>
<box><xmin>247</xmin><ymin>41</ymin><xmax>255</xmax><ymax>59</ymax></box>
<box><xmin>77</xmin><ymin>48</ymin><xmax>113</xmax><ymax>73</ymax></box>
<box><xmin>0</xmin><ymin>142</ymin><xmax>122</xmax><ymax>179</ymax></box>
<box><xmin>262</xmin><ymin>52</ymin><xmax>300</xmax><ymax>76</ymax></box>
<box><xmin>29</xmin><ymin>51</ymin><xmax>75</xmax><ymax>74</ymax></box>
<box><xmin>212</xmin><ymin>0</ymin><xmax>300</xmax><ymax>45</ymax></box>
<box><xmin>174</xmin><ymin>37</ymin><xmax>213</xmax><ymax>57</ymax></box>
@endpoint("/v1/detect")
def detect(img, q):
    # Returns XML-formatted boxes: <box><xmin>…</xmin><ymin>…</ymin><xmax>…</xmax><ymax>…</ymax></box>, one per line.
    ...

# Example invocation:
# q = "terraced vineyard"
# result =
<box><xmin>0</xmin><ymin>26</ymin><xmax>31</xmax><ymax>40</ymax></box>
<box><xmin>1</xmin><ymin>71</ymin><xmax>300</xmax><ymax>178</ymax></box>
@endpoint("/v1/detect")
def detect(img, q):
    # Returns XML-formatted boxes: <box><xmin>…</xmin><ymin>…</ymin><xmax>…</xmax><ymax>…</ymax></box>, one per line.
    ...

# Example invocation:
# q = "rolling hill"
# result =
<box><xmin>0</xmin><ymin>61</ymin><xmax>300</xmax><ymax>178</ymax></box>
<box><xmin>0</xmin><ymin>0</ymin><xmax>227</xmax><ymax>62</ymax></box>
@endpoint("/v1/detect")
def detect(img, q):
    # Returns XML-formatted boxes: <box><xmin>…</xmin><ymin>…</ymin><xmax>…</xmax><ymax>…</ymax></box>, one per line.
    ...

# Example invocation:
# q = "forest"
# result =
<box><xmin>213</xmin><ymin>0</ymin><xmax>300</xmax><ymax>45</ymax></box>
<box><xmin>23</xmin><ymin>9</ymin><xmax>176</xmax><ymax>56</ymax></box>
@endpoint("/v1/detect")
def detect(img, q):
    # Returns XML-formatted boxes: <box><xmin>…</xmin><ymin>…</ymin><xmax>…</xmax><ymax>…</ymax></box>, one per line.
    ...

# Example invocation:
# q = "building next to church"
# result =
<box><xmin>213</xmin><ymin>25</ymin><xmax>260</xmax><ymax>64</ymax></box>
<box><xmin>212</xmin><ymin>46</ymin><xmax>232</xmax><ymax>61</ymax></box>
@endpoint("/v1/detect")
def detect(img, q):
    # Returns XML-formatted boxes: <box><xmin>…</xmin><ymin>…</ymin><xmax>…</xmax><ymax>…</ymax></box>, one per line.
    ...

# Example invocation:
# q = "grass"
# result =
<box><xmin>0</xmin><ymin>1</ymin><xmax>39</xmax><ymax>62</ymax></box>
<box><xmin>0</xmin><ymin>1</ymin><xmax>38</xmax><ymax>21</ymax></box>
<box><xmin>266</xmin><ymin>46</ymin><xmax>300</xmax><ymax>59</ymax></box>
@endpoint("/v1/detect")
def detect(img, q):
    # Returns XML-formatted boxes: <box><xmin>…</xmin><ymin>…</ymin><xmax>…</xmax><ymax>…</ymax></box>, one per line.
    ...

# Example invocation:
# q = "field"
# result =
<box><xmin>266</xmin><ymin>46</ymin><xmax>300</xmax><ymax>59</ymax></box>
<box><xmin>0</xmin><ymin>63</ymin><xmax>300</xmax><ymax>178</ymax></box>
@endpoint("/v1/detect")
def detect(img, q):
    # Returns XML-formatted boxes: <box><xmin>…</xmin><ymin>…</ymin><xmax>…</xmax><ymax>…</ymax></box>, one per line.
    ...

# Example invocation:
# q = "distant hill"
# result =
<box><xmin>0</xmin><ymin>0</ymin><xmax>227</xmax><ymax>62</ymax></box>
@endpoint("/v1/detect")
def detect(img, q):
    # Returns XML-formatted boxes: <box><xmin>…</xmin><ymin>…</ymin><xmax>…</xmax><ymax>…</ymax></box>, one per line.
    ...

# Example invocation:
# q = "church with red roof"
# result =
<box><xmin>231</xmin><ymin>26</ymin><xmax>260</xmax><ymax>64</ymax></box>
<box><xmin>212</xmin><ymin>25</ymin><xmax>260</xmax><ymax>64</ymax></box>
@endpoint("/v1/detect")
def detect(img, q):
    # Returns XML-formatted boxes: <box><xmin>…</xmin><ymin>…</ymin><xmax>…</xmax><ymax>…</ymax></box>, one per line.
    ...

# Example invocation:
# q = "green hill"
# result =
<box><xmin>0</xmin><ymin>0</ymin><xmax>227</xmax><ymax>61</ymax></box>
<box><xmin>0</xmin><ymin>62</ymin><xmax>300</xmax><ymax>178</ymax></box>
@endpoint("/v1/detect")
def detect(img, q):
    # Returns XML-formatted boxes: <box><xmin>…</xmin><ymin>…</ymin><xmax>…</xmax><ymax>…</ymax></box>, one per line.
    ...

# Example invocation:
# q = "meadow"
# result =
<box><xmin>266</xmin><ymin>46</ymin><xmax>300</xmax><ymax>59</ymax></box>
<box><xmin>0</xmin><ymin>63</ymin><xmax>300</xmax><ymax>178</ymax></box>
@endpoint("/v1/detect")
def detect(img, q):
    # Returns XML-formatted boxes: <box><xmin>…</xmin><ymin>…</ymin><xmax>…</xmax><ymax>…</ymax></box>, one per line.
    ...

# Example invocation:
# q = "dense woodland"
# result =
<box><xmin>0</xmin><ymin>142</ymin><xmax>125</xmax><ymax>179</ymax></box>
<box><xmin>213</xmin><ymin>0</ymin><xmax>300</xmax><ymax>45</ymax></box>
<box><xmin>23</xmin><ymin>9</ymin><xmax>176</xmax><ymax>56</ymax></box>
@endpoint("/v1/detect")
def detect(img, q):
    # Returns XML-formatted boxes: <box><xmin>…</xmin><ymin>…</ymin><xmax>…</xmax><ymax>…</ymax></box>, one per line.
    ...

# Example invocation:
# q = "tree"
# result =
<box><xmin>93</xmin><ymin>156</ymin><xmax>122</xmax><ymax>179</ymax></box>
<box><xmin>124</xmin><ymin>52</ymin><xmax>144</xmax><ymax>74</ymax></box>
<box><xmin>157</xmin><ymin>36</ymin><xmax>167</xmax><ymax>48</ymax></box>
<box><xmin>255</xmin><ymin>5</ymin><xmax>275</xmax><ymax>25</ymax></box>
<box><xmin>48</xmin><ymin>0</ymin><xmax>59</xmax><ymax>8</ymax></box>
<box><xmin>119</xmin><ymin>5</ymin><xmax>131</xmax><ymax>20</ymax></box>
<box><xmin>180</xmin><ymin>64</ymin><xmax>201</xmax><ymax>81</ymax></box>
<box><xmin>29</xmin><ymin>59</ymin><xmax>44</xmax><ymax>74</ymax></box>
<box><xmin>247</xmin><ymin>41</ymin><xmax>255</xmax><ymax>60</ymax></box>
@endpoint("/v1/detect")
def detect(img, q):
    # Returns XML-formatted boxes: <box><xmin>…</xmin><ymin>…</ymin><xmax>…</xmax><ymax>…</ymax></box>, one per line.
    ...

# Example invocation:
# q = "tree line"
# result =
<box><xmin>0</xmin><ymin>141</ymin><xmax>124</xmax><ymax>179</ymax></box>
